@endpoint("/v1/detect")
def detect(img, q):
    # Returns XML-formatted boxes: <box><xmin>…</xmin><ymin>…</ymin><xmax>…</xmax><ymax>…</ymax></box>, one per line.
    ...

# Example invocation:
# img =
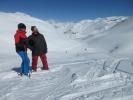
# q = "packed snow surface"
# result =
<box><xmin>0</xmin><ymin>12</ymin><xmax>133</xmax><ymax>100</ymax></box>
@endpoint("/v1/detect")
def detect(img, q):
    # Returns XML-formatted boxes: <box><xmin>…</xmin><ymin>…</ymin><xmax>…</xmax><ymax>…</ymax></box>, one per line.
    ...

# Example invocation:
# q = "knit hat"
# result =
<box><xmin>18</xmin><ymin>23</ymin><xmax>26</xmax><ymax>29</ymax></box>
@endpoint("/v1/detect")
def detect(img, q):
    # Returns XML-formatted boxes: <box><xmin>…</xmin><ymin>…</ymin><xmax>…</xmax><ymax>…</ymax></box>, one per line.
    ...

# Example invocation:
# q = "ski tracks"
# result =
<box><xmin>0</xmin><ymin>57</ymin><xmax>133</xmax><ymax>100</ymax></box>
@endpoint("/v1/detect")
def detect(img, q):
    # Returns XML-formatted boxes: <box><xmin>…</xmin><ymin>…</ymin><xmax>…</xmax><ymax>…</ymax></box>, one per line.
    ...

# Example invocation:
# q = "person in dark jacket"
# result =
<box><xmin>14</xmin><ymin>23</ymin><xmax>30</xmax><ymax>76</ymax></box>
<box><xmin>28</xmin><ymin>26</ymin><xmax>49</xmax><ymax>71</ymax></box>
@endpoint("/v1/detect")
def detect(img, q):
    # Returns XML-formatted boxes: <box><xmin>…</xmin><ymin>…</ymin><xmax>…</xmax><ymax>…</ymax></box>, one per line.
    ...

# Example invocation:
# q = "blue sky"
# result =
<box><xmin>0</xmin><ymin>0</ymin><xmax>133</xmax><ymax>21</ymax></box>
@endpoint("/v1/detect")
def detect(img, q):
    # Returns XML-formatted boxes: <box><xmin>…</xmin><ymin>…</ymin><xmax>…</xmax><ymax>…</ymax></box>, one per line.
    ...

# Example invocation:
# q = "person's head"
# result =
<box><xmin>18</xmin><ymin>23</ymin><xmax>26</xmax><ymax>31</ymax></box>
<box><xmin>31</xmin><ymin>26</ymin><xmax>39</xmax><ymax>34</ymax></box>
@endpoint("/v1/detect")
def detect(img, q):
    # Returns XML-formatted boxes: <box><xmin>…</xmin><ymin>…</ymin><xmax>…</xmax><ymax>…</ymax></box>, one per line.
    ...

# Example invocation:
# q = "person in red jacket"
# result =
<box><xmin>28</xmin><ymin>26</ymin><xmax>49</xmax><ymax>72</ymax></box>
<box><xmin>14</xmin><ymin>23</ymin><xmax>31</xmax><ymax>76</ymax></box>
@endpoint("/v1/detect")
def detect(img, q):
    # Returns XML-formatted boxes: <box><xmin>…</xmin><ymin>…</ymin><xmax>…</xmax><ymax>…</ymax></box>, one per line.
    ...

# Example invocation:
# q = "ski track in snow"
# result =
<box><xmin>0</xmin><ymin>55</ymin><xmax>133</xmax><ymax>100</ymax></box>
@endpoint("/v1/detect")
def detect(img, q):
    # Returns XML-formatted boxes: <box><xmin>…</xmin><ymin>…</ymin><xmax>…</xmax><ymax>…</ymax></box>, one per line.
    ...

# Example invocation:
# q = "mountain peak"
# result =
<box><xmin>0</xmin><ymin>12</ymin><xmax>31</xmax><ymax>17</ymax></box>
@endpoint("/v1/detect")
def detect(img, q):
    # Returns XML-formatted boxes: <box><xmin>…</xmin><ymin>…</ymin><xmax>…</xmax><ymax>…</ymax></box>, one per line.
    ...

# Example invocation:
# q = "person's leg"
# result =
<box><xmin>40</xmin><ymin>54</ymin><xmax>49</xmax><ymax>70</ymax></box>
<box><xmin>23</xmin><ymin>52</ymin><xmax>30</xmax><ymax>75</ymax></box>
<box><xmin>21</xmin><ymin>61</ymin><xmax>24</xmax><ymax>74</ymax></box>
<box><xmin>32</xmin><ymin>55</ymin><xmax>38</xmax><ymax>71</ymax></box>
<box><xmin>17</xmin><ymin>51</ymin><xmax>25</xmax><ymax>74</ymax></box>
<box><xmin>27</xmin><ymin>53</ymin><xmax>31</xmax><ymax>71</ymax></box>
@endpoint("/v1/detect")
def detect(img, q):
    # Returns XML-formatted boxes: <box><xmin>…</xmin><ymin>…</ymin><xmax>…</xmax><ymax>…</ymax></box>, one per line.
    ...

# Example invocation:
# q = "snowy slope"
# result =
<box><xmin>0</xmin><ymin>12</ymin><xmax>133</xmax><ymax>100</ymax></box>
<box><xmin>0</xmin><ymin>12</ymin><xmax>79</xmax><ymax>55</ymax></box>
<box><xmin>51</xmin><ymin>16</ymin><xmax>127</xmax><ymax>39</ymax></box>
<box><xmin>85</xmin><ymin>17</ymin><xmax>133</xmax><ymax>56</ymax></box>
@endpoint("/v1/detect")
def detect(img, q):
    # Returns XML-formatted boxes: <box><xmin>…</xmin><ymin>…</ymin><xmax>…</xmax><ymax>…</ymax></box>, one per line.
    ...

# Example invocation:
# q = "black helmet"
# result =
<box><xmin>18</xmin><ymin>23</ymin><xmax>26</xmax><ymax>29</ymax></box>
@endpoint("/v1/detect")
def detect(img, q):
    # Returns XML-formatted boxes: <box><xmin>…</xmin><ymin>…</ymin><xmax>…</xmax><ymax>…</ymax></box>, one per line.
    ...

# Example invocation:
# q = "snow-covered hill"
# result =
<box><xmin>0</xmin><ymin>12</ymin><xmax>133</xmax><ymax>100</ymax></box>
<box><xmin>48</xmin><ymin>16</ymin><xmax>133</xmax><ymax>56</ymax></box>
<box><xmin>0</xmin><ymin>12</ymin><xmax>132</xmax><ymax>56</ymax></box>
<box><xmin>0</xmin><ymin>12</ymin><xmax>79</xmax><ymax>55</ymax></box>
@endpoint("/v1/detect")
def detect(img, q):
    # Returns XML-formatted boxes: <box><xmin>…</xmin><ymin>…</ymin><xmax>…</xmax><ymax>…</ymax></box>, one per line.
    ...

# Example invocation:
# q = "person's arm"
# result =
<box><xmin>14</xmin><ymin>34</ymin><xmax>23</xmax><ymax>49</ymax></box>
<box><xmin>20</xmin><ymin>34</ymin><xmax>33</xmax><ymax>50</ymax></box>
<box><xmin>26</xmin><ymin>36</ymin><xmax>34</xmax><ymax>50</ymax></box>
<box><xmin>42</xmin><ymin>35</ymin><xmax>48</xmax><ymax>54</ymax></box>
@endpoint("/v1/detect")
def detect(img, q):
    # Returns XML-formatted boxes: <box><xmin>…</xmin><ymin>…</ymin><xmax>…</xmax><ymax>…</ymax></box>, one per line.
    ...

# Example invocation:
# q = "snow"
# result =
<box><xmin>0</xmin><ymin>12</ymin><xmax>133</xmax><ymax>100</ymax></box>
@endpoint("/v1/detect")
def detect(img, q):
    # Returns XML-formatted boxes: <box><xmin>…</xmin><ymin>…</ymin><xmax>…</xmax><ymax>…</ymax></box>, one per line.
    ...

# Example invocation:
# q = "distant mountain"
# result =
<box><xmin>0</xmin><ymin>12</ymin><xmax>132</xmax><ymax>57</ymax></box>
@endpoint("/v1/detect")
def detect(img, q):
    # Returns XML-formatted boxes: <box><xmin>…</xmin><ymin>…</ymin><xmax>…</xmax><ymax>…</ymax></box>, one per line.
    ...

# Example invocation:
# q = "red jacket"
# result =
<box><xmin>14</xmin><ymin>30</ymin><xmax>27</xmax><ymax>52</ymax></box>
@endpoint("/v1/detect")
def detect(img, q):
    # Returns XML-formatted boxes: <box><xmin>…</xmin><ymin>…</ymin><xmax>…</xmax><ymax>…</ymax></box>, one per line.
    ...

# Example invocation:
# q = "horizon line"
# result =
<box><xmin>0</xmin><ymin>11</ymin><xmax>131</xmax><ymax>23</ymax></box>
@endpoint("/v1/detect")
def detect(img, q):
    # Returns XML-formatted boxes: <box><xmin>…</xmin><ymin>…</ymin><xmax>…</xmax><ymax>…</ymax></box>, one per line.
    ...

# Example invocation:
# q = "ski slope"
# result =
<box><xmin>0</xmin><ymin>12</ymin><xmax>133</xmax><ymax>100</ymax></box>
